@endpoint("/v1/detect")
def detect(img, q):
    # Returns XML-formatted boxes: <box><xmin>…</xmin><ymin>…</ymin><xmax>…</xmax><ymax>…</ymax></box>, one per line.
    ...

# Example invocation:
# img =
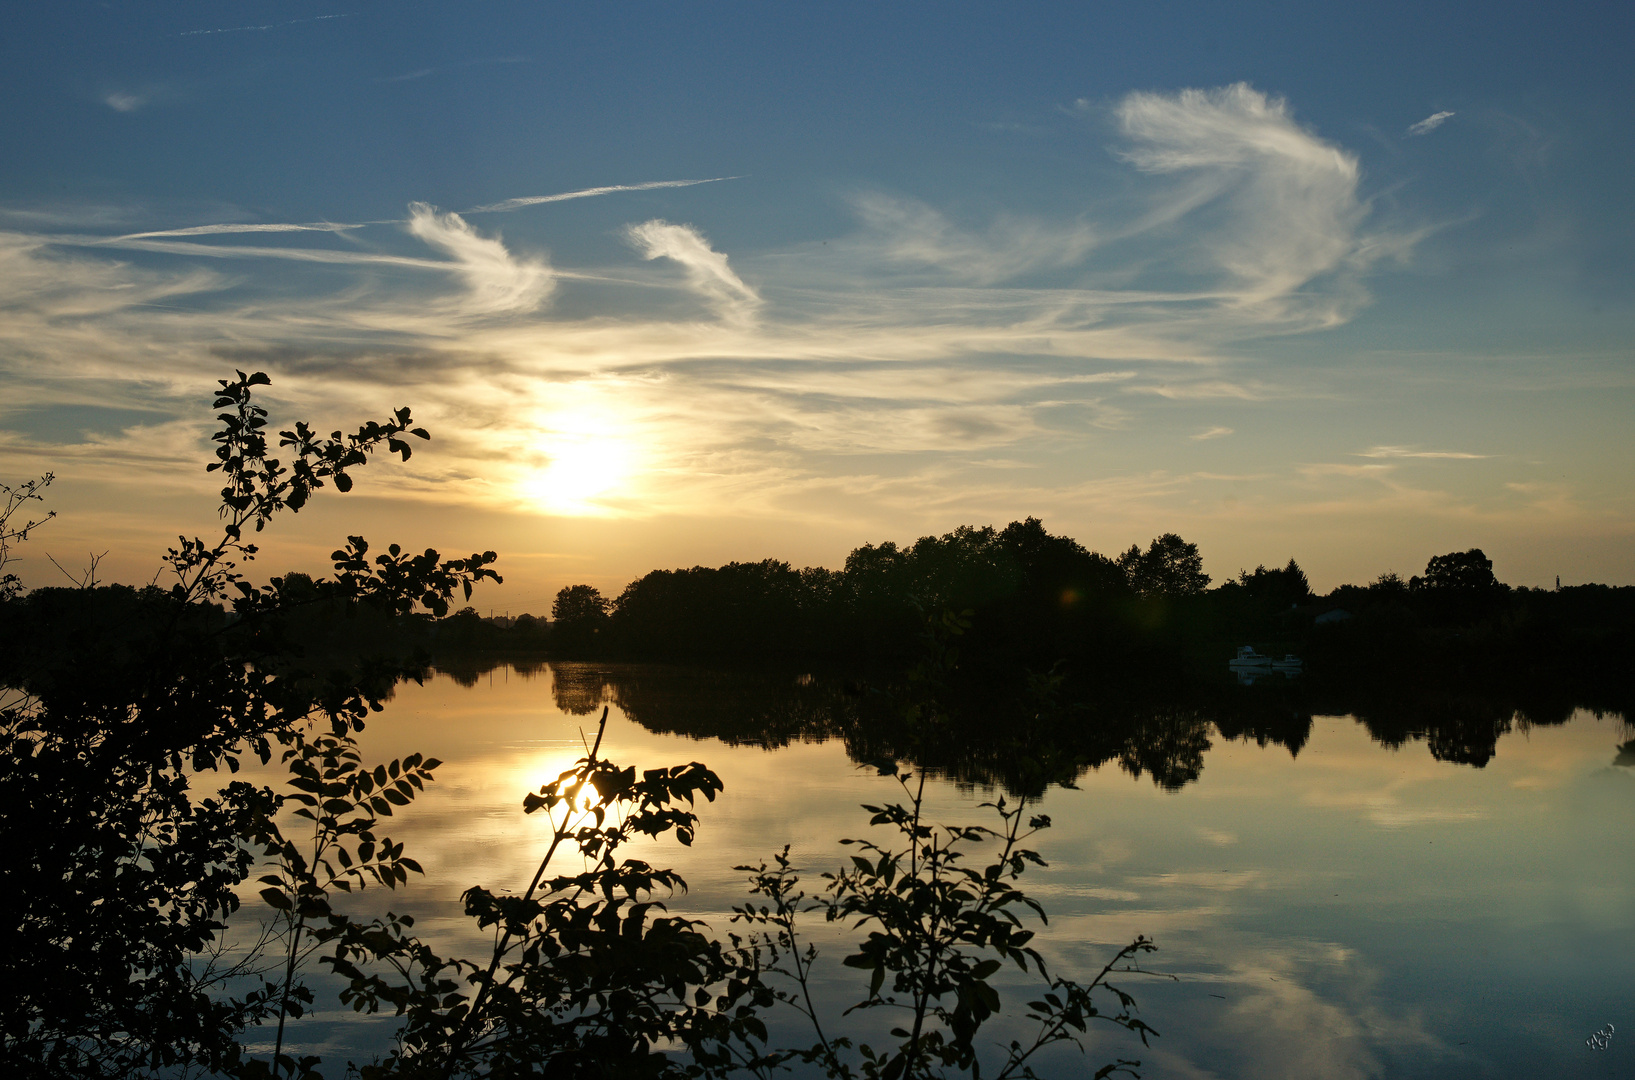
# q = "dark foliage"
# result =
<box><xmin>549</xmin><ymin>519</ymin><xmax>1147</xmax><ymax>669</ymax></box>
<box><xmin>436</xmin><ymin>532</ymin><xmax>1634</xmax><ymax>747</ymax></box>
<box><xmin>0</xmin><ymin>473</ymin><xmax>54</xmax><ymax>600</ymax></box>
<box><xmin>1</xmin><ymin>373</ymin><xmax>496</xmax><ymax>1078</ymax></box>
<box><xmin>1115</xmin><ymin>534</ymin><xmax>1210</xmax><ymax>600</ymax></box>
<box><xmin>550</xmin><ymin>584</ymin><xmax>612</xmax><ymax>655</ymax></box>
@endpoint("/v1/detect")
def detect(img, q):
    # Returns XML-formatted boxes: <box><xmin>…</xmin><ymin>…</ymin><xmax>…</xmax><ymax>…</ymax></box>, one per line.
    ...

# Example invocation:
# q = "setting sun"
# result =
<box><xmin>523</xmin><ymin>431</ymin><xmax>635</xmax><ymax>516</ymax></box>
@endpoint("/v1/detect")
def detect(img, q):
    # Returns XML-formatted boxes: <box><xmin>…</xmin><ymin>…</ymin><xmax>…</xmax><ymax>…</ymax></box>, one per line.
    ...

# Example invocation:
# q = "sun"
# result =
<box><xmin>522</xmin><ymin>433</ymin><xmax>635</xmax><ymax>516</ymax></box>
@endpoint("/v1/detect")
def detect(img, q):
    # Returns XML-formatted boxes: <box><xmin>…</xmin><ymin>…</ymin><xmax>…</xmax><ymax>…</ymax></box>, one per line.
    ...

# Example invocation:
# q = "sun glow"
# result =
<box><xmin>521</xmin><ymin>427</ymin><xmax>637</xmax><ymax>516</ymax></box>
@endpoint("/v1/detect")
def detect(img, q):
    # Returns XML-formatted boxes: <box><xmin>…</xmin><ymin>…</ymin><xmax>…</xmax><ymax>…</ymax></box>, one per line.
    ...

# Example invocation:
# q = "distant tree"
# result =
<box><xmin>840</xmin><ymin>541</ymin><xmax>917</xmax><ymax>653</ymax></box>
<box><xmin>1118</xmin><ymin>533</ymin><xmax>1210</xmax><ymax>598</ymax></box>
<box><xmin>903</xmin><ymin>524</ymin><xmax>1015</xmax><ymax>611</ymax></box>
<box><xmin>1370</xmin><ymin>570</ymin><xmax>1407</xmax><ymax>596</ymax></box>
<box><xmin>273</xmin><ymin>570</ymin><xmax>320</xmax><ymax>601</ymax></box>
<box><xmin>607</xmin><ymin>562</ymin><xmax>817</xmax><ymax>659</ymax></box>
<box><xmin>997</xmin><ymin>517</ymin><xmax>1125</xmax><ymax>603</ymax></box>
<box><xmin>551</xmin><ymin>584</ymin><xmax>610</xmax><ymax>653</ymax></box>
<box><xmin>1414</xmin><ymin>549</ymin><xmax>1503</xmax><ymax>593</ymax></box>
<box><xmin>1233</xmin><ymin>558</ymin><xmax>1311</xmax><ymax>609</ymax></box>
<box><xmin>552</xmin><ymin>583</ymin><xmax>611</xmax><ymax>625</ymax></box>
<box><xmin>1280</xmin><ymin>557</ymin><xmax>1311</xmax><ymax>602</ymax></box>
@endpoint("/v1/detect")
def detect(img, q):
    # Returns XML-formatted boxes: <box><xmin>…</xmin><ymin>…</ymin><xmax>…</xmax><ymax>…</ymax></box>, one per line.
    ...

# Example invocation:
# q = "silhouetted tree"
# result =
<box><xmin>997</xmin><ymin>517</ymin><xmax>1127</xmax><ymax>608</ymax></box>
<box><xmin>1413</xmin><ymin>548</ymin><xmax>1503</xmax><ymax>594</ymax></box>
<box><xmin>1408</xmin><ymin>548</ymin><xmax>1508</xmax><ymax>625</ymax></box>
<box><xmin>550</xmin><ymin>583</ymin><xmax>610</xmax><ymax>654</ymax></box>
<box><xmin>508</xmin><ymin>611</ymin><xmax>548</xmax><ymax>647</ymax></box>
<box><xmin>1232</xmin><ymin>558</ymin><xmax>1312</xmax><ymax>609</ymax></box>
<box><xmin>552</xmin><ymin>583</ymin><xmax>610</xmax><ymax>624</ymax></box>
<box><xmin>1370</xmin><ymin>570</ymin><xmax>1407</xmax><ymax>597</ymax></box>
<box><xmin>609</xmin><ymin>560</ymin><xmax>816</xmax><ymax>659</ymax></box>
<box><xmin>1118</xmin><ymin>533</ymin><xmax>1211</xmax><ymax>598</ymax></box>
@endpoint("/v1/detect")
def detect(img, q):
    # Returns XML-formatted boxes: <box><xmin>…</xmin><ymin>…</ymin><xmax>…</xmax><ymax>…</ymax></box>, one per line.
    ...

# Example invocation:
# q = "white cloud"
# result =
<box><xmin>1131</xmin><ymin>381</ymin><xmax>1265</xmax><ymax>400</ymax></box>
<box><xmin>1298</xmin><ymin>463</ymin><xmax>1396</xmax><ymax>481</ymax></box>
<box><xmin>848</xmin><ymin>194</ymin><xmax>1096</xmax><ymax>284</ymax></box>
<box><xmin>0</xmin><ymin>230</ymin><xmax>222</xmax><ymax>321</ymax></box>
<box><xmin>104</xmin><ymin>93</ymin><xmax>145</xmax><ymax>113</ymax></box>
<box><xmin>1192</xmin><ymin>426</ymin><xmax>1234</xmax><ymax>440</ymax></box>
<box><xmin>624</xmin><ymin>219</ymin><xmax>758</xmax><ymax>320</ymax></box>
<box><xmin>1115</xmin><ymin>82</ymin><xmax>1374</xmax><ymax>306</ymax></box>
<box><xmin>1357</xmin><ymin>446</ymin><xmax>1487</xmax><ymax>459</ymax></box>
<box><xmin>405</xmin><ymin>203</ymin><xmax>554</xmax><ymax>315</ymax></box>
<box><xmin>1407</xmin><ymin>111</ymin><xmax>1455</xmax><ymax>137</ymax></box>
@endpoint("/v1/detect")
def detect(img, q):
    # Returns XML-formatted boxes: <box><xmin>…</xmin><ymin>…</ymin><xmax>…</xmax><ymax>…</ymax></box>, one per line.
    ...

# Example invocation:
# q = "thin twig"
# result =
<box><xmin>437</xmin><ymin>705</ymin><xmax>610</xmax><ymax>1078</ymax></box>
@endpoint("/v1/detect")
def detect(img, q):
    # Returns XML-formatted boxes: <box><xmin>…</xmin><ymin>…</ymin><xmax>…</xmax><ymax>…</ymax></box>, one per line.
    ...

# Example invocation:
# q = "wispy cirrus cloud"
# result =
<box><xmin>1192</xmin><ymin>426</ymin><xmax>1234</xmax><ymax>440</ymax></box>
<box><xmin>1115</xmin><ymin>82</ymin><xmax>1375</xmax><ymax>307</ymax></box>
<box><xmin>1357</xmin><ymin>446</ymin><xmax>1487</xmax><ymax>459</ymax></box>
<box><xmin>624</xmin><ymin>219</ymin><xmax>758</xmax><ymax>320</ymax></box>
<box><xmin>846</xmin><ymin>194</ymin><xmax>1097</xmax><ymax>284</ymax></box>
<box><xmin>99</xmin><ymin>84</ymin><xmax>184</xmax><ymax>114</ymax></box>
<box><xmin>1407</xmin><ymin>111</ymin><xmax>1456</xmax><ymax>137</ymax></box>
<box><xmin>1298</xmin><ymin>463</ymin><xmax>1396</xmax><ymax>481</ymax></box>
<box><xmin>405</xmin><ymin>203</ymin><xmax>554</xmax><ymax>315</ymax></box>
<box><xmin>1130</xmin><ymin>380</ymin><xmax>1268</xmax><ymax>400</ymax></box>
<box><xmin>379</xmin><ymin>56</ymin><xmax>528</xmax><ymax>84</ymax></box>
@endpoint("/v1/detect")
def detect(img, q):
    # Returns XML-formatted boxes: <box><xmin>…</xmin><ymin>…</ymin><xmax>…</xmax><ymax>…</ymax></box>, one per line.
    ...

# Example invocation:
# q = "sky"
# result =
<box><xmin>2</xmin><ymin>1</ymin><xmax>1632</xmax><ymax>610</ymax></box>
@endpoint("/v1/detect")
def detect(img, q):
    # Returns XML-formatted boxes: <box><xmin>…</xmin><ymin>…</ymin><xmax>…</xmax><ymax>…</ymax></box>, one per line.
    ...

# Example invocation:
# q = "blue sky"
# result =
<box><xmin>3</xmin><ymin>2</ymin><xmax>1632</xmax><ymax>606</ymax></box>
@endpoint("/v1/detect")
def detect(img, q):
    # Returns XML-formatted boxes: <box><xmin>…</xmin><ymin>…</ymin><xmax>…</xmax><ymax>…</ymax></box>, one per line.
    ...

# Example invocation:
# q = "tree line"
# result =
<box><xmin>438</xmin><ymin>526</ymin><xmax>1630</xmax><ymax>706</ymax></box>
<box><xmin>550</xmin><ymin>522</ymin><xmax>1208</xmax><ymax>663</ymax></box>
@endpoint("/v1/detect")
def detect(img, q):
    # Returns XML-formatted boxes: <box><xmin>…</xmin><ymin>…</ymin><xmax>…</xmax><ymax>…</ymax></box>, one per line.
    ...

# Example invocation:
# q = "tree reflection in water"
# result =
<box><xmin>430</xmin><ymin>658</ymin><xmax>1624</xmax><ymax>795</ymax></box>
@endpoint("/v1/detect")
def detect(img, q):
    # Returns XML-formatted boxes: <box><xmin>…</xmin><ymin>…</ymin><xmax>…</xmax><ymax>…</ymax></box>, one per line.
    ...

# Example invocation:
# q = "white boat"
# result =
<box><xmin>1229</xmin><ymin>647</ymin><xmax>1302</xmax><ymax>682</ymax></box>
<box><xmin>1228</xmin><ymin>646</ymin><xmax>1272</xmax><ymax>670</ymax></box>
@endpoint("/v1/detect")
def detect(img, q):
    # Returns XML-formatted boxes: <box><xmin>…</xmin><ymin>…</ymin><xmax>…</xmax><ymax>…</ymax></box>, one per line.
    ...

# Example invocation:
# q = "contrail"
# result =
<box><xmin>465</xmin><ymin>177</ymin><xmax>741</xmax><ymax>214</ymax></box>
<box><xmin>109</xmin><ymin>222</ymin><xmax>367</xmax><ymax>241</ymax></box>
<box><xmin>102</xmin><ymin>179</ymin><xmax>742</xmax><ymax>242</ymax></box>
<box><xmin>179</xmin><ymin>13</ymin><xmax>354</xmax><ymax>37</ymax></box>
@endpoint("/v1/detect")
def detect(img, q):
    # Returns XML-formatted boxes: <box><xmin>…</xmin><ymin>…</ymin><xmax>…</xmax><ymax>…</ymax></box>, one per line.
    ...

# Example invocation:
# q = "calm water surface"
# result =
<box><xmin>256</xmin><ymin>662</ymin><xmax>1633</xmax><ymax>1079</ymax></box>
